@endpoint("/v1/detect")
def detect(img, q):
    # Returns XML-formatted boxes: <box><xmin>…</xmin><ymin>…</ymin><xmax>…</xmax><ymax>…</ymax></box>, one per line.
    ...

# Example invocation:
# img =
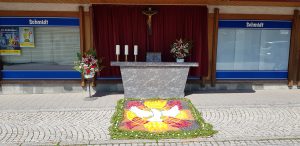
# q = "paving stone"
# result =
<box><xmin>0</xmin><ymin>91</ymin><xmax>300</xmax><ymax>145</ymax></box>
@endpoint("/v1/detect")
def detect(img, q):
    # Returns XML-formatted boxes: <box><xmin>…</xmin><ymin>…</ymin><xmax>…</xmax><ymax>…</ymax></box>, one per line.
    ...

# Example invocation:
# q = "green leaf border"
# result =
<box><xmin>109</xmin><ymin>98</ymin><xmax>217</xmax><ymax>140</ymax></box>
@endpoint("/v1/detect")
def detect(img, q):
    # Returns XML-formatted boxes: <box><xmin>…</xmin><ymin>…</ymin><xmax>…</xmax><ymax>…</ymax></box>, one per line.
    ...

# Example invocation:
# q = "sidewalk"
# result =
<box><xmin>0</xmin><ymin>90</ymin><xmax>300</xmax><ymax>145</ymax></box>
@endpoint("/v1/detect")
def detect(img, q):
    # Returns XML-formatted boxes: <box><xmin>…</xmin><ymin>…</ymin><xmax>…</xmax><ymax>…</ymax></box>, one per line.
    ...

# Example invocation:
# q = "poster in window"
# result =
<box><xmin>19</xmin><ymin>27</ymin><xmax>34</xmax><ymax>47</ymax></box>
<box><xmin>0</xmin><ymin>27</ymin><xmax>21</xmax><ymax>55</ymax></box>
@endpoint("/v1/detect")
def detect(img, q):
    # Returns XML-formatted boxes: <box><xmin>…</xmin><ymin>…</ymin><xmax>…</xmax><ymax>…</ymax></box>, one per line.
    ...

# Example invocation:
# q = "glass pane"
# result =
<box><xmin>259</xmin><ymin>30</ymin><xmax>290</xmax><ymax>70</ymax></box>
<box><xmin>2</xmin><ymin>27</ymin><xmax>80</xmax><ymax>70</ymax></box>
<box><xmin>234</xmin><ymin>29</ymin><xmax>261</xmax><ymax>70</ymax></box>
<box><xmin>216</xmin><ymin>29</ymin><xmax>236</xmax><ymax>70</ymax></box>
<box><xmin>217</xmin><ymin>28</ymin><xmax>290</xmax><ymax>71</ymax></box>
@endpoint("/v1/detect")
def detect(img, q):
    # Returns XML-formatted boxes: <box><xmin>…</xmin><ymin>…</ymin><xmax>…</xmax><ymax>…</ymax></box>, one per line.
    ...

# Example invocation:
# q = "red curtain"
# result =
<box><xmin>93</xmin><ymin>5</ymin><xmax>208</xmax><ymax>78</ymax></box>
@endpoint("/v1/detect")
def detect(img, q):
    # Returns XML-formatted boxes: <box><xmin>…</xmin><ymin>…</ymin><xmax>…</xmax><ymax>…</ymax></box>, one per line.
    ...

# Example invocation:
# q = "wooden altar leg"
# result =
<box><xmin>200</xmin><ymin>77</ymin><xmax>206</xmax><ymax>88</ymax></box>
<box><xmin>288</xmin><ymin>80</ymin><xmax>293</xmax><ymax>88</ymax></box>
<box><xmin>81</xmin><ymin>73</ymin><xmax>86</xmax><ymax>87</ymax></box>
<box><xmin>92</xmin><ymin>74</ymin><xmax>96</xmax><ymax>87</ymax></box>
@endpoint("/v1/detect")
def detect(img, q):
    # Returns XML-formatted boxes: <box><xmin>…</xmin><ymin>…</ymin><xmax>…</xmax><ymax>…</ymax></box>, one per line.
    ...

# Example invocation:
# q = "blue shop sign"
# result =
<box><xmin>0</xmin><ymin>17</ymin><xmax>79</xmax><ymax>26</ymax></box>
<box><xmin>219</xmin><ymin>20</ymin><xmax>292</xmax><ymax>29</ymax></box>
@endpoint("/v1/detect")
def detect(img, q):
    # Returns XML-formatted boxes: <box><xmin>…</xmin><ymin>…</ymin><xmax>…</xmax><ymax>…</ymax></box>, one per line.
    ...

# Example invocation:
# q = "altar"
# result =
<box><xmin>111</xmin><ymin>62</ymin><xmax>198</xmax><ymax>98</ymax></box>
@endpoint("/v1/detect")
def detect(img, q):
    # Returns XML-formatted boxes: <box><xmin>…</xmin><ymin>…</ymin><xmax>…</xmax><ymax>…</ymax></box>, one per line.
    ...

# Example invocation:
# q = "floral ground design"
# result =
<box><xmin>109</xmin><ymin>98</ymin><xmax>216</xmax><ymax>140</ymax></box>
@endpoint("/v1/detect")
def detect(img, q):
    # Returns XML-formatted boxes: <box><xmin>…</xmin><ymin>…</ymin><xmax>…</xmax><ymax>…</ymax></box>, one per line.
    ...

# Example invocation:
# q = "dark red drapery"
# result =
<box><xmin>93</xmin><ymin>5</ymin><xmax>208</xmax><ymax>78</ymax></box>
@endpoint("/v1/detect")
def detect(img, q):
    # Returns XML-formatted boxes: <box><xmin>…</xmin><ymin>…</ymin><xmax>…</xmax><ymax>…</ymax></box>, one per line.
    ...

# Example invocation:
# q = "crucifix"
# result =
<box><xmin>143</xmin><ymin>7</ymin><xmax>158</xmax><ymax>51</ymax></box>
<box><xmin>142</xmin><ymin>7</ymin><xmax>158</xmax><ymax>36</ymax></box>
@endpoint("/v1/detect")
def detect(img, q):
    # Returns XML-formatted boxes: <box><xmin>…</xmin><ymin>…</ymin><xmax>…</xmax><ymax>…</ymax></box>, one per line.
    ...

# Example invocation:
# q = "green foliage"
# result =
<box><xmin>109</xmin><ymin>98</ymin><xmax>217</xmax><ymax>140</ymax></box>
<box><xmin>54</xmin><ymin>142</ymin><xmax>60</xmax><ymax>146</ymax></box>
<box><xmin>76</xmin><ymin>49</ymin><xmax>98</xmax><ymax>60</ymax></box>
<box><xmin>170</xmin><ymin>38</ymin><xmax>193</xmax><ymax>59</ymax></box>
<box><xmin>74</xmin><ymin>48</ymin><xmax>104</xmax><ymax>73</ymax></box>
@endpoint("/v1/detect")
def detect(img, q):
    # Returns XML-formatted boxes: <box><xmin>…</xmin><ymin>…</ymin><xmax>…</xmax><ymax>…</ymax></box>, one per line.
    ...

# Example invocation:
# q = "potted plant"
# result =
<box><xmin>170</xmin><ymin>38</ymin><xmax>192</xmax><ymax>62</ymax></box>
<box><xmin>74</xmin><ymin>49</ymin><xmax>103</xmax><ymax>79</ymax></box>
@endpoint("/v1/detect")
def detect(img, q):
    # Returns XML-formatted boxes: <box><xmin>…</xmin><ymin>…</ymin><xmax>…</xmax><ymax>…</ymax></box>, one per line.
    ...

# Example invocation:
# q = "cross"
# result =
<box><xmin>142</xmin><ymin>7</ymin><xmax>158</xmax><ymax>36</ymax></box>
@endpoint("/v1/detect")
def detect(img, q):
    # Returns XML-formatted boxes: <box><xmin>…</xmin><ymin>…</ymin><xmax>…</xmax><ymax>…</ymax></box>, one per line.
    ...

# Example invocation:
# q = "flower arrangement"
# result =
<box><xmin>170</xmin><ymin>38</ymin><xmax>192</xmax><ymax>59</ymax></box>
<box><xmin>109</xmin><ymin>98</ymin><xmax>217</xmax><ymax>140</ymax></box>
<box><xmin>74</xmin><ymin>49</ymin><xmax>103</xmax><ymax>78</ymax></box>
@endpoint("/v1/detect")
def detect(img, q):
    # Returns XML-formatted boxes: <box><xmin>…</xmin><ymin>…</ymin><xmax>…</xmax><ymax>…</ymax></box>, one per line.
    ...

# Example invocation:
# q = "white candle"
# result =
<box><xmin>124</xmin><ymin>45</ymin><xmax>129</xmax><ymax>55</ymax></box>
<box><xmin>115</xmin><ymin>45</ymin><xmax>120</xmax><ymax>55</ymax></box>
<box><xmin>134</xmin><ymin>45</ymin><xmax>138</xmax><ymax>55</ymax></box>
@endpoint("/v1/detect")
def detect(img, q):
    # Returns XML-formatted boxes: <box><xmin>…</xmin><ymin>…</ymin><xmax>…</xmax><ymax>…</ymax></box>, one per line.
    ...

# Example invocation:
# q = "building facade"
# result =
<box><xmin>0</xmin><ymin>0</ymin><xmax>300</xmax><ymax>94</ymax></box>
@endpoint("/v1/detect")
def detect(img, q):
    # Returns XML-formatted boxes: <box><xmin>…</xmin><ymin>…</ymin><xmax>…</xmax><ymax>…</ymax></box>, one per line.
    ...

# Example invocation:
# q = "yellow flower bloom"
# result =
<box><xmin>144</xmin><ymin>122</ymin><xmax>169</xmax><ymax>132</ymax></box>
<box><xmin>144</xmin><ymin>100</ymin><xmax>167</xmax><ymax>109</ymax></box>
<box><xmin>126</xmin><ymin>111</ymin><xmax>137</xmax><ymax>121</ymax></box>
<box><xmin>175</xmin><ymin>110</ymin><xmax>189</xmax><ymax>119</ymax></box>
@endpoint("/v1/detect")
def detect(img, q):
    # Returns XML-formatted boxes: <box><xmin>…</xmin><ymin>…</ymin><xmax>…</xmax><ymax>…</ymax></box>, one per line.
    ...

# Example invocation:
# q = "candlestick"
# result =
<box><xmin>116</xmin><ymin>45</ymin><xmax>120</xmax><ymax>61</ymax></box>
<box><xmin>134</xmin><ymin>45</ymin><xmax>138</xmax><ymax>55</ymax></box>
<box><xmin>125</xmin><ymin>45</ymin><xmax>128</xmax><ymax>62</ymax></box>
<box><xmin>124</xmin><ymin>45</ymin><xmax>128</xmax><ymax>55</ymax></box>
<box><xmin>116</xmin><ymin>45</ymin><xmax>120</xmax><ymax>55</ymax></box>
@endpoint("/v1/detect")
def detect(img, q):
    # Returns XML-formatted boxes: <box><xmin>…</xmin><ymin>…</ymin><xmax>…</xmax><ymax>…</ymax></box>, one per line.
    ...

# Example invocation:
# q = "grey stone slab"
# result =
<box><xmin>121</xmin><ymin>66</ymin><xmax>190</xmax><ymax>98</ymax></box>
<box><xmin>111</xmin><ymin>61</ymin><xmax>198</xmax><ymax>98</ymax></box>
<box><xmin>42</xmin><ymin>84</ymin><xmax>64</xmax><ymax>93</ymax></box>
<box><xmin>111</xmin><ymin>61</ymin><xmax>198</xmax><ymax>67</ymax></box>
<box><xmin>1</xmin><ymin>84</ymin><xmax>23</xmax><ymax>94</ymax></box>
<box><xmin>22</xmin><ymin>84</ymin><xmax>34</xmax><ymax>94</ymax></box>
<box><xmin>34</xmin><ymin>86</ymin><xmax>44</xmax><ymax>94</ymax></box>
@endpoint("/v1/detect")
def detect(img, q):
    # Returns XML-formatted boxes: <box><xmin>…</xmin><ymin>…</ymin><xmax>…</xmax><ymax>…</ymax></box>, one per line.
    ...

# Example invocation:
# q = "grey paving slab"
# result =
<box><xmin>0</xmin><ymin>92</ymin><xmax>123</xmax><ymax>111</ymax></box>
<box><xmin>0</xmin><ymin>90</ymin><xmax>300</xmax><ymax>145</ymax></box>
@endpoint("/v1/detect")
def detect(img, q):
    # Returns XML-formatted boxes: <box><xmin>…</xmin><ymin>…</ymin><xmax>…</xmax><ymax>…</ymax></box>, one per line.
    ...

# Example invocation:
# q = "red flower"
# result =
<box><xmin>86</xmin><ymin>69</ymin><xmax>90</xmax><ymax>74</ymax></box>
<box><xmin>126</xmin><ymin>101</ymin><xmax>144</xmax><ymax>109</ymax></box>
<box><xmin>163</xmin><ymin>117</ymin><xmax>191</xmax><ymax>128</ymax></box>
<box><xmin>124</xmin><ymin>117</ymin><xmax>148</xmax><ymax>129</ymax></box>
<box><xmin>124</xmin><ymin>121</ymin><xmax>137</xmax><ymax>129</ymax></box>
<box><xmin>166</xmin><ymin>100</ymin><xmax>182</xmax><ymax>110</ymax></box>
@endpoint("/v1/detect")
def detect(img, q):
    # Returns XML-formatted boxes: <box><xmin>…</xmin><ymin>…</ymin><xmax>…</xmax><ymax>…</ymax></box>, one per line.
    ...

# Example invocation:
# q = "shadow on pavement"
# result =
<box><xmin>92</xmin><ymin>91</ymin><xmax>123</xmax><ymax>97</ymax></box>
<box><xmin>185</xmin><ymin>89</ymin><xmax>256</xmax><ymax>96</ymax></box>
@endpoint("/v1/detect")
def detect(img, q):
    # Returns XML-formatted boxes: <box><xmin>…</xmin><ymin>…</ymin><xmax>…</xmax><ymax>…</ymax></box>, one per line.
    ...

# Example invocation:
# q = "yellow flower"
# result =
<box><xmin>144</xmin><ymin>122</ymin><xmax>168</xmax><ymax>132</ymax></box>
<box><xmin>144</xmin><ymin>100</ymin><xmax>167</xmax><ymax>109</ymax></box>
<box><xmin>175</xmin><ymin>110</ymin><xmax>189</xmax><ymax>120</ymax></box>
<box><xmin>126</xmin><ymin>111</ymin><xmax>137</xmax><ymax>121</ymax></box>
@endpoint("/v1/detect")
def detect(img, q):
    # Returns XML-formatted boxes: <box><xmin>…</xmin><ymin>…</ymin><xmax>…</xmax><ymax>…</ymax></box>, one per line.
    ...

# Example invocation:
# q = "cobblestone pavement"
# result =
<box><xmin>0</xmin><ymin>90</ymin><xmax>300</xmax><ymax>145</ymax></box>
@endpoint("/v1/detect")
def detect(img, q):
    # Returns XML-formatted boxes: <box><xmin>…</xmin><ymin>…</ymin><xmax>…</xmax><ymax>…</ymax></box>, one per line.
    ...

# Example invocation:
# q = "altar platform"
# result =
<box><xmin>111</xmin><ymin>61</ymin><xmax>198</xmax><ymax>98</ymax></box>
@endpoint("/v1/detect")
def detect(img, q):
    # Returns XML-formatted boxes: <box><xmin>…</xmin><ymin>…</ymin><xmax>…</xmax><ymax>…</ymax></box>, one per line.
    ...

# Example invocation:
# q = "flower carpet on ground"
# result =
<box><xmin>109</xmin><ymin>98</ymin><xmax>216</xmax><ymax>139</ymax></box>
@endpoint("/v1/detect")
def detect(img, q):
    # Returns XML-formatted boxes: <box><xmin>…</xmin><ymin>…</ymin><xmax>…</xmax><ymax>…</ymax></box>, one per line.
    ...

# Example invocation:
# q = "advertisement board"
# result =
<box><xmin>0</xmin><ymin>27</ymin><xmax>21</xmax><ymax>55</ymax></box>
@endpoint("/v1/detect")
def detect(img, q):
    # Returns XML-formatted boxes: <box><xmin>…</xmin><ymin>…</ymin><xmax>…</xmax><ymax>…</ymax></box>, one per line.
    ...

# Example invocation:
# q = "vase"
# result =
<box><xmin>176</xmin><ymin>58</ymin><xmax>184</xmax><ymax>63</ymax></box>
<box><xmin>84</xmin><ymin>73</ymin><xmax>95</xmax><ymax>79</ymax></box>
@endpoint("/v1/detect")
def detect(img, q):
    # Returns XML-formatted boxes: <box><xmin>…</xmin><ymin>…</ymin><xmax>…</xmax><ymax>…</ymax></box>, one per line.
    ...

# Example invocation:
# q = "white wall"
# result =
<box><xmin>0</xmin><ymin>2</ymin><xmax>89</xmax><ymax>11</ymax></box>
<box><xmin>208</xmin><ymin>5</ymin><xmax>298</xmax><ymax>15</ymax></box>
<box><xmin>0</xmin><ymin>2</ymin><xmax>298</xmax><ymax>15</ymax></box>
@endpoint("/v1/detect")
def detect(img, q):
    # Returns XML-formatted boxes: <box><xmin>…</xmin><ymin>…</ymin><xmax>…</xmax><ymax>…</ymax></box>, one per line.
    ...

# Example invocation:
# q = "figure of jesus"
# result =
<box><xmin>142</xmin><ymin>7</ymin><xmax>158</xmax><ymax>35</ymax></box>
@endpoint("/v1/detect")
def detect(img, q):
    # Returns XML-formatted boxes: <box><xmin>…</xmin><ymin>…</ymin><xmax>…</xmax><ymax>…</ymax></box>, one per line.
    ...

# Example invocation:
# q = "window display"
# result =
<box><xmin>0</xmin><ymin>17</ymin><xmax>80</xmax><ymax>79</ymax></box>
<box><xmin>216</xmin><ymin>20</ymin><xmax>291</xmax><ymax>79</ymax></box>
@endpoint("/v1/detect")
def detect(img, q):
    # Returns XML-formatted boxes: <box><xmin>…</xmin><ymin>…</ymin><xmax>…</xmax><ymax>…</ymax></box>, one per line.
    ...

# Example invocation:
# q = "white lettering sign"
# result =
<box><xmin>29</xmin><ymin>19</ymin><xmax>49</xmax><ymax>25</ymax></box>
<box><xmin>0</xmin><ymin>28</ymin><xmax>17</xmax><ymax>31</ymax></box>
<box><xmin>246</xmin><ymin>22</ymin><xmax>264</xmax><ymax>28</ymax></box>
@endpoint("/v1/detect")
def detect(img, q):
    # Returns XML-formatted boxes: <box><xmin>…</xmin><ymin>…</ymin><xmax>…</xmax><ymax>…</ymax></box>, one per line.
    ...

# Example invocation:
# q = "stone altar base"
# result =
<box><xmin>111</xmin><ymin>62</ymin><xmax>198</xmax><ymax>98</ymax></box>
<box><xmin>121</xmin><ymin>66</ymin><xmax>188</xmax><ymax>98</ymax></box>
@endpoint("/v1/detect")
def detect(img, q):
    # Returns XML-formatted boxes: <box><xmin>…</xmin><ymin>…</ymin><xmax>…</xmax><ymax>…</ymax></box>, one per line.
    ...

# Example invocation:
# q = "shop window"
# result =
<box><xmin>216</xmin><ymin>20</ymin><xmax>291</xmax><ymax>79</ymax></box>
<box><xmin>2</xmin><ymin>27</ymin><xmax>79</xmax><ymax>70</ymax></box>
<box><xmin>0</xmin><ymin>17</ymin><xmax>81</xmax><ymax>79</ymax></box>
